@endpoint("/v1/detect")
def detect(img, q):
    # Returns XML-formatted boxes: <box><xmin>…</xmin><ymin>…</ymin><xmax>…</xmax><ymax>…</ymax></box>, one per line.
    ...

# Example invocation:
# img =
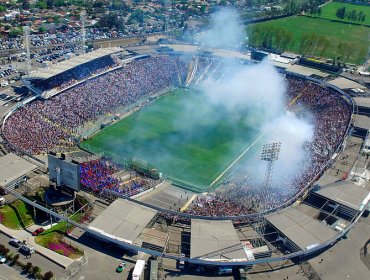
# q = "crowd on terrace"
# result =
<box><xmin>3</xmin><ymin>55</ymin><xmax>352</xmax><ymax>216</ymax></box>
<box><xmin>4</xmin><ymin>55</ymin><xmax>188</xmax><ymax>154</ymax></box>
<box><xmin>80</xmin><ymin>158</ymin><xmax>155</xmax><ymax>197</ymax></box>
<box><xmin>182</xmin><ymin>75</ymin><xmax>352</xmax><ymax>217</ymax></box>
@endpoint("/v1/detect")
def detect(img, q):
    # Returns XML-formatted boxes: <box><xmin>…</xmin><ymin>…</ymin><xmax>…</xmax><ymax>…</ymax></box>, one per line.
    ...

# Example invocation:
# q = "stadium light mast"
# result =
<box><xmin>23</xmin><ymin>26</ymin><xmax>31</xmax><ymax>76</ymax></box>
<box><xmin>254</xmin><ymin>141</ymin><xmax>281</xmax><ymax>247</ymax></box>
<box><xmin>261</xmin><ymin>142</ymin><xmax>281</xmax><ymax>190</ymax></box>
<box><xmin>80</xmin><ymin>10</ymin><xmax>86</xmax><ymax>54</ymax></box>
<box><xmin>164</xmin><ymin>0</ymin><xmax>172</xmax><ymax>41</ymax></box>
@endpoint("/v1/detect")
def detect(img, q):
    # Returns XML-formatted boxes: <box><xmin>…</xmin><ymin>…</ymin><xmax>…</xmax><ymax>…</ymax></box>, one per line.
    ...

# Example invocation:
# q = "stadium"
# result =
<box><xmin>1</xmin><ymin>45</ymin><xmax>369</xmax><ymax>270</ymax></box>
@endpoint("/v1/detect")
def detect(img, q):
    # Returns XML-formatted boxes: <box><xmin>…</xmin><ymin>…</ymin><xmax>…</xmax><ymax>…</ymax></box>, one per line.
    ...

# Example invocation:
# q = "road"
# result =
<box><xmin>0</xmin><ymin>233</ymin><xmax>67</xmax><ymax>279</ymax></box>
<box><xmin>68</xmin><ymin>234</ymin><xmax>135</xmax><ymax>280</ymax></box>
<box><xmin>0</xmin><ymin>264</ymin><xmax>27</xmax><ymax>280</ymax></box>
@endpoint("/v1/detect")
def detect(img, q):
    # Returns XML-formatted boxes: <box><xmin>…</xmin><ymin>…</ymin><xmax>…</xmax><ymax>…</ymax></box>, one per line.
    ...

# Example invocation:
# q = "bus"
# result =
<box><xmin>132</xmin><ymin>259</ymin><xmax>146</xmax><ymax>280</ymax></box>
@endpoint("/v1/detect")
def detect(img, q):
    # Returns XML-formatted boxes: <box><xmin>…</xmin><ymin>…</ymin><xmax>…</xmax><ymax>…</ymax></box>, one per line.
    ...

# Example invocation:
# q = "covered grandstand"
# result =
<box><xmin>22</xmin><ymin>47</ymin><xmax>122</xmax><ymax>98</ymax></box>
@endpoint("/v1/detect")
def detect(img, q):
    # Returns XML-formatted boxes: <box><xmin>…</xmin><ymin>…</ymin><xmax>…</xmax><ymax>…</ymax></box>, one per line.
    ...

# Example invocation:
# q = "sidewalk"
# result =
<box><xmin>0</xmin><ymin>223</ymin><xmax>75</xmax><ymax>269</ymax></box>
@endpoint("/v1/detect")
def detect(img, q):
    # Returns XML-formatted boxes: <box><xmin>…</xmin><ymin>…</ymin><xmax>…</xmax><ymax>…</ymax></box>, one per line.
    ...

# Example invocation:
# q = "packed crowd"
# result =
<box><xmin>3</xmin><ymin>55</ymin><xmax>352</xmax><ymax>217</ymax></box>
<box><xmin>80</xmin><ymin>158</ymin><xmax>157</xmax><ymax>197</ymax></box>
<box><xmin>4</xmin><ymin>55</ymin><xmax>188</xmax><ymax>154</ymax></box>
<box><xmin>80</xmin><ymin>158</ymin><xmax>121</xmax><ymax>193</ymax></box>
<box><xmin>183</xmin><ymin>74</ymin><xmax>352</xmax><ymax>217</ymax></box>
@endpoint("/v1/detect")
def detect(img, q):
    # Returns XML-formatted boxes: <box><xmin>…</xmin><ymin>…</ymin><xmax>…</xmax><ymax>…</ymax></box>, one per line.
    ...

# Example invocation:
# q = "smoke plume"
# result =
<box><xmin>194</xmin><ymin>7</ymin><xmax>314</xmax><ymax>186</ymax></box>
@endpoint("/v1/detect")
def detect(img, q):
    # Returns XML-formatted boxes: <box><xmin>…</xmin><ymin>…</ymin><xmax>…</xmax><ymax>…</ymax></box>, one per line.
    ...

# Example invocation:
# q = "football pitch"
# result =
<box><xmin>80</xmin><ymin>89</ymin><xmax>264</xmax><ymax>191</ymax></box>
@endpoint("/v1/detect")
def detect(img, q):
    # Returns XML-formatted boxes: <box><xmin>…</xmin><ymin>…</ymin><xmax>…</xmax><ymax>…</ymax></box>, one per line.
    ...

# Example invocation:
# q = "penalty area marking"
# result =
<box><xmin>209</xmin><ymin>132</ymin><xmax>266</xmax><ymax>187</ymax></box>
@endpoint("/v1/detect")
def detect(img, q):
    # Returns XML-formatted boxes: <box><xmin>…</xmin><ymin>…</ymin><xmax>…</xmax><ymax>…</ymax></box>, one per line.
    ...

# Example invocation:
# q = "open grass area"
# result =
<box><xmin>35</xmin><ymin>232</ymin><xmax>83</xmax><ymax>259</ymax></box>
<box><xmin>249</xmin><ymin>16</ymin><xmax>369</xmax><ymax>61</ymax></box>
<box><xmin>81</xmin><ymin>89</ymin><xmax>264</xmax><ymax>191</ymax></box>
<box><xmin>0</xmin><ymin>200</ymin><xmax>34</xmax><ymax>229</ymax></box>
<box><xmin>316</xmin><ymin>2</ymin><xmax>370</xmax><ymax>26</ymax></box>
<box><xmin>35</xmin><ymin>213</ymin><xmax>84</xmax><ymax>259</ymax></box>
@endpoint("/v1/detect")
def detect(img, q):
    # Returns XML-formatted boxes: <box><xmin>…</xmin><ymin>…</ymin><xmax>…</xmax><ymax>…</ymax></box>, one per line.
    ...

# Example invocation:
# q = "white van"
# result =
<box><xmin>1</xmin><ymin>80</ymin><xmax>9</xmax><ymax>87</ymax></box>
<box><xmin>362</xmin><ymin>132</ymin><xmax>370</xmax><ymax>155</ymax></box>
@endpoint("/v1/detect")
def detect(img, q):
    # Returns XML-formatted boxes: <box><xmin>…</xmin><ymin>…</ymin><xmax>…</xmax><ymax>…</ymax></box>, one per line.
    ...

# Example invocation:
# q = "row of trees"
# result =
<box><xmin>0</xmin><ymin>244</ymin><xmax>54</xmax><ymax>280</ymax></box>
<box><xmin>335</xmin><ymin>7</ymin><xmax>366</xmax><ymax>22</ymax></box>
<box><xmin>248</xmin><ymin>25</ymin><xmax>294</xmax><ymax>52</ymax></box>
<box><xmin>247</xmin><ymin>25</ymin><xmax>367</xmax><ymax>64</ymax></box>
<box><xmin>285</xmin><ymin>0</ymin><xmax>327</xmax><ymax>15</ymax></box>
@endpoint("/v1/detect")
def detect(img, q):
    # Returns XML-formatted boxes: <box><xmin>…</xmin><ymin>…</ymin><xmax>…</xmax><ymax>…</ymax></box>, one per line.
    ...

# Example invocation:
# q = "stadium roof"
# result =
<box><xmin>353</xmin><ymin>114</ymin><xmax>370</xmax><ymax>130</ymax></box>
<box><xmin>190</xmin><ymin>219</ymin><xmax>248</xmax><ymax>261</ymax></box>
<box><xmin>314</xmin><ymin>181</ymin><xmax>370</xmax><ymax>212</ymax></box>
<box><xmin>266</xmin><ymin>207</ymin><xmax>337</xmax><ymax>251</ymax></box>
<box><xmin>313</xmin><ymin>173</ymin><xmax>340</xmax><ymax>187</ymax></box>
<box><xmin>328</xmin><ymin>77</ymin><xmax>365</xmax><ymax>90</ymax></box>
<box><xmin>26</xmin><ymin>47</ymin><xmax>121</xmax><ymax>80</ymax></box>
<box><xmin>0</xmin><ymin>153</ymin><xmax>37</xmax><ymax>186</ymax></box>
<box><xmin>353</xmin><ymin>97</ymin><xmax>370</xmax><ymax>109</ymax></box>
<box><xmin>88</xmin><ymin>198</ymin><xmax>157</xmax><ymax>244</ymax></box>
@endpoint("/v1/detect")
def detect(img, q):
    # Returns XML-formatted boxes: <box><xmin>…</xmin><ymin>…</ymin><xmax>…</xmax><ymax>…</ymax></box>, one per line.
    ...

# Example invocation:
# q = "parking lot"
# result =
<box><xmin>0</xmin><ymin>232</ymin><xmax>67</xmax><ymax>279</ymax></box>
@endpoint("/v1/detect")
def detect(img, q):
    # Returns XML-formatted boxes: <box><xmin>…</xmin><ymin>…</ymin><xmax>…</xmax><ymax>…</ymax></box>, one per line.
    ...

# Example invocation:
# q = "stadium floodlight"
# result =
<box><xmin>23</xmin><ymin>26</ymin><xmax>31</xmax><ymax>75</ymax></box>
<box><xmin>261</xmin><ymin>141</ymin><xmax>281</xmax><ymax>192</ymax></box>
<box><xmin>261</xmin><ymin>142</ymin><xmax>281</xmax><ymax>162</ymax></box>
<box><xmin>254</xmin><ymin>141</ymin><xmax>281</xmax><ymax>247</ymax></box>
<box><xmin>80</xmin><ymin>10</ymin><xmax>86</xmax><ymax>54</ymax></box>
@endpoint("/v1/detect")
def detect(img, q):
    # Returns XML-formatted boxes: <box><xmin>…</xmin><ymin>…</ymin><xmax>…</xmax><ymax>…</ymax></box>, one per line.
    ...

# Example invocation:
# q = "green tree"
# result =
<box><xmin>9</xmin><ymin>28</ymin><xmax>23</xmax><ymax>37</ymax></box>
<box><xmin>36</xmin><ymin>0</ymin><xmax>47</xmax><ymax>9</ymax></box>
<box><xmin>0</xmin><ymin>5</ymin><xmax>6</xmax><ymax>12</ymax></box>
<box><xmin>32</xmin><ymin>266</ymin><xmax>41</xmax><ymax>276</ymax></box>
<box><xmin>336</xmin><ymin>7</ymin><xmax>346</xmax><ymax>20</ymax></box>
<box><xmin>12</xmin><ymin>254</ymin><xmax>19</xmax><ymax>263</ymax></box>
<box><xmin>43</xmin><ymin>271</ymin><xmax>54</xmax><ymax>280</ymax></box>
<box><xmin>24</xmin><ymin>262</ymin><xmax>33</xmax><ymax>273</ymax></box>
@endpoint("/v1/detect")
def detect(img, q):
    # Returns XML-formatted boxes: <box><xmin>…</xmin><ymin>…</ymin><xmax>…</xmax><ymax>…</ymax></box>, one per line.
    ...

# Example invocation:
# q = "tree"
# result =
<box><xmin>9</xmin><ymin>28</ymin><xmax>23</xmax><ymax>37</ymax></box>
<box><xmin>24</xmin><ymin>262</ymin><xmax>33</xmax><ymax>273</ymax></box>
<box><xmin>336</xmin><ymin>7</ymin><xmax>346</xmax><ymax>20</ymax></box>
<box><xmin>0</xmin><ymin>5</ymin><xmax>6</xmax><ymax>12</ymax></box>
<box><xmin>32</xmin><ymin>266</ymin><xmax>41</xmax><ymax>276</ymax></box>
<box><xmin>12</xmin><ymin>254</ymin><xmax>19</xmax><ymax>263</ymax></box>
<box><xmin>22</xmin><ymin>1</ymin><xmax>30</xmax><ymax>10</ymax></box>
<box><xmin>98</xmin><ymin>13</ymin><xmax>125</xmax><ymax>31</ymax></box>
<box><xmin>43</xmin><ymin>271</ymin><xmax>54</xmax><ymax>280</ymax></box>
<box><xmin>347</xmin><ymin>10</ymin><xmax>357</xmax><ymax>21</ymax></box>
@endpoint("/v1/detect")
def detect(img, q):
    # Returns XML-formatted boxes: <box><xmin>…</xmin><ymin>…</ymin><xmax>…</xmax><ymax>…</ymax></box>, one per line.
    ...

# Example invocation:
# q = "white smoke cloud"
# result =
<box><xmin>197</xmin><ymin>7</ymin><xmax>245</xmax><ymax>49</ymax></box>
<box><xmin>194</xmin><ymin>7</ymin><xmax>314</xmax><ymax>186</ymax></box>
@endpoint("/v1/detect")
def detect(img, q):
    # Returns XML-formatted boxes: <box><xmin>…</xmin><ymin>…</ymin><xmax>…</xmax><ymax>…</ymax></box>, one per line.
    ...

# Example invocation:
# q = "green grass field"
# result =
<box><xmin>250</xmin><ymin>16</ymin><xmax>369</xmax><ymax>61</ymax></box>
<box><xmin>81</xmin><ymin>89</ymin><xmax>264</xmax><ymax>190</ymax></box>
<box><xmin>317</xmin><ymin>2</ymin><xmax>370</xmax><ymax>26</ymax></box>
<box><xmin>0</xmin><ymin>200</ymin><xmax>34</xmax><ymax>229</ymax></box>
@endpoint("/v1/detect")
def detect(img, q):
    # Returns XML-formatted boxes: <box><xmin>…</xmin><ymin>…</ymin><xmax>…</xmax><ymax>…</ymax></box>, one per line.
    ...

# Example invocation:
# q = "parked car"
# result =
<box><xmin>9</xmin><ymin>237</ymin><xmax>22</xmax><ymax>248</ymax></box>
<box><xmin>116</xmin><ymin>261</ymin><xmax>126</xmax><ymax>273</ymax></box>
<box><xmin>0</xmin><ymin>255</ymin><xmax>6</xmax><ymax>263</ymax></box>
<box><xmin>19</xmin><ymin>245</ymin><xmax>35</xmax><ymax>255</ymax></box>
<box><xmin>32</xmin><ymin>227</ymin><xmax>44</xmax><ymax>236</ymax></box>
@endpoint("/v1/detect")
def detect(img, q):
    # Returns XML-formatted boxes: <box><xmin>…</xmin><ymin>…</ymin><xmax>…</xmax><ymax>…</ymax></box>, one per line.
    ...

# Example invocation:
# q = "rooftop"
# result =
<box><xmin>190</xmin><ymin>219</ymin><xmax>248</xmax><ymax>261</ymax></box>
<box><xmin>25</xmin><ymin>47</ymin><xmax>121</xmax><ymax>80</ymax></box>
<box><xmin>314</xmin><ymin>181</ymin><xmax>370</xmax><ymax>212</ymax></box>
<box><xmin>88</xmin><ymin>198</ymin><xmax>158</xmax><ymax>244</ymax></box>
<box><xmin>266</xmin><ymin>207</ymin><xmax>337</xmax><ymax>251</ymax></box>
<box><xmin>0</xmin><ymin>153</ymin><xmax>37</xmax><ymax>186</ymax></box>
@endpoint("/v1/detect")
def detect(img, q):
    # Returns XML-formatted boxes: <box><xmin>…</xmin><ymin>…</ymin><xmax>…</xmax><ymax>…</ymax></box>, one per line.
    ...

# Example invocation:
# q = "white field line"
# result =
<box><xmin>209</xmin><ymin>132</ymin><xmax>266</xmax><ymax>187</ymax></box>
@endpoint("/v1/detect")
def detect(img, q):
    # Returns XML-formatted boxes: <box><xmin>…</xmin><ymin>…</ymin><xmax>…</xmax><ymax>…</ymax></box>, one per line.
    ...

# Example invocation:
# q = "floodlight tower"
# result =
<box><xmin>261</xmin><ymin>142</ymin><xmax>281</xmax><ymax>190</ymax></box>
<box><xmin>23</xmin><ymin>26</ymin><xmax>31</xmax><ymax>76</ymax></box>
<box><xmin>254</xmin><ymin>141</ymin><xmax>281</xmax><ymax>247</ymax></box>
<box><xmin>164</xmin><ymin>0</ymin><xmax>172</xmax><ymax>41</ymax></box>
<box><xmin>80</xmin><ymin>10</ymin><xmax>86</xmax><ymax>54</ymax></box>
